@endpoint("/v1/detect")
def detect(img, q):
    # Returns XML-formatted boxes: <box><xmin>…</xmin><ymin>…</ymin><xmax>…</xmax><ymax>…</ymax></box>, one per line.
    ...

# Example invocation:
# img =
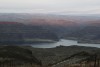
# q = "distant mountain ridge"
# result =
<box><xmin>0</xmin><ymin>13</ymin><xmax>100</xmax><ymax>25</ymax></box>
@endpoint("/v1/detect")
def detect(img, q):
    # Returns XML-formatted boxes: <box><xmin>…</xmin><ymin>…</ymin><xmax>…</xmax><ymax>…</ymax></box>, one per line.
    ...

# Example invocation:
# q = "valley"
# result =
<box><xmin>0</xmin><ymin>13</ymin><xmax>100</xmax><ymax>44</ymax></box>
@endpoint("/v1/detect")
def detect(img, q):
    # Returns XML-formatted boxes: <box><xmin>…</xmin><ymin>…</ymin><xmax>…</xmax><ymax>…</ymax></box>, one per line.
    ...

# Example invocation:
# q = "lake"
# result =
<box><xmin>31</xmin><ymin>39</ymin><xmax>100</xmax><ymax>48</ymax></box>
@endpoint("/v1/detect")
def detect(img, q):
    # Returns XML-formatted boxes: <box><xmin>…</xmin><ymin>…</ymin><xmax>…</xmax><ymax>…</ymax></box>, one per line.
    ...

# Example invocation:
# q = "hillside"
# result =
<box><xmin>0</xmin><ymin>22</ymin><xmax>59</xmax><ymax>45</ymax></box>
<box><xmin>0</xmin><ymin>13</ymin><xmax>80</xmax><ymax>38</ymax></box>
<box><xmin>0</xmin><ymin>46</ymin><xmax>41</xmax><ymax>67</ymax></box>
<box><xmin>64</xmin><ymin>21</ymin><xmax>100</xmax><ymax>43</ymax></box>
<box><xmin>0</xmin><ymin>46</ymin><xmax>100</xmax><ymax>67</ymax></box>
<box><xmin>20</xmin><ymin>45</ymin><xmax>100</xmax><ymax>66</ymax></box>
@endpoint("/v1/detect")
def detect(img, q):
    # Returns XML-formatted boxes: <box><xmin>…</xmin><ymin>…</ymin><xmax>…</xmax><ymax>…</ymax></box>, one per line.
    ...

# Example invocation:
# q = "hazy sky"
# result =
<box><xmin>0</xmin><ymin>0</ymin><xmax>100</xmax><ymax>14</ymax></box>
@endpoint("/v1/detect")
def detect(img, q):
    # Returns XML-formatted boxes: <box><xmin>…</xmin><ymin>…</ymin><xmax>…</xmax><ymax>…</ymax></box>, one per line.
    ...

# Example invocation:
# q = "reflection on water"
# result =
<box><xmin>31</xmin><ymin>39</ymin><xmax>100</xmax><ymax>48</ymax></box>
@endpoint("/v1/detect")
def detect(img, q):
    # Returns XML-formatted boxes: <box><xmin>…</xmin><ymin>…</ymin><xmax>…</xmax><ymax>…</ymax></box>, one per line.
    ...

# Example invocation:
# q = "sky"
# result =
<box><xmin>0</xmin><ymin>0</ymin><xmax>100</xmax><ymax>14</ymax></box>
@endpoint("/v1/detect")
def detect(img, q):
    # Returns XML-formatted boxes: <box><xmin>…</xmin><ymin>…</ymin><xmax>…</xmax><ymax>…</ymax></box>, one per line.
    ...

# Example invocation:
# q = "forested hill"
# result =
<box><xmin>0</xmin><ymin>46</ymin><xmax>42</xmax><ymax>67</ymax></box>
<box><xmin>0</xmin><ymin>22</ymin><xmax>59</xmax><ymax>45</ymax></box>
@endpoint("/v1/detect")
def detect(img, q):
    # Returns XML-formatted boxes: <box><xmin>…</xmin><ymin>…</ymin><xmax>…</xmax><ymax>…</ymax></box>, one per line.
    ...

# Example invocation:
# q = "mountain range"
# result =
<box><xmin>0</xmin><ymin>13</ymin><xmax>100</xmax><ymax>44</ymax></box>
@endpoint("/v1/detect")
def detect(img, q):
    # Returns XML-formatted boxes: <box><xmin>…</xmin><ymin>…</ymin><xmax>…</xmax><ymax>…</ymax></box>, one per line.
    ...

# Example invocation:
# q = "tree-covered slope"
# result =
<box><xmin>0</xmin><ymin>22</ymin><xmax>59</xmax><ymax>45</ymax></box>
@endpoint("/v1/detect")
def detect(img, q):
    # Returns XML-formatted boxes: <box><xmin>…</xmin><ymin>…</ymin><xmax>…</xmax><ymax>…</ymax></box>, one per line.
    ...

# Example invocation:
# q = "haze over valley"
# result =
<box><xmin>0</xmin><ymin>13</ymin><xmax>100</xmax><ymax>45</ymax></box>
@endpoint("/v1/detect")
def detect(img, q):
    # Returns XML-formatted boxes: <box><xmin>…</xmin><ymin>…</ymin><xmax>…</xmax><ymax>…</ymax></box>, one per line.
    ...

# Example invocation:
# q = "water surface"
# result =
<box><xmin>31</xmin><ymin>39</ymin><xmax>100</xmax><ymax>48</ymax></box>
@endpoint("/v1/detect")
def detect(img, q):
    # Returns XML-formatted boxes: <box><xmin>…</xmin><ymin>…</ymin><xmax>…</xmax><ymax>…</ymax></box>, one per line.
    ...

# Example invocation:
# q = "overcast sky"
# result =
<box><xmin>0</xmin><ymin>0</ymin><xmax>100</xmax><ymax>14</ymax></box>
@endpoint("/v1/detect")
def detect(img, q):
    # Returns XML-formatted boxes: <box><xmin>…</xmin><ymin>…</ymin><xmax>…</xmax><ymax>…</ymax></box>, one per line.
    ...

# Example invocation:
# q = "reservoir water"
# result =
<box><xmin>32</xmin><ymin>39</ymin><xmax>100</xmax><ymax>48</ymax></box>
